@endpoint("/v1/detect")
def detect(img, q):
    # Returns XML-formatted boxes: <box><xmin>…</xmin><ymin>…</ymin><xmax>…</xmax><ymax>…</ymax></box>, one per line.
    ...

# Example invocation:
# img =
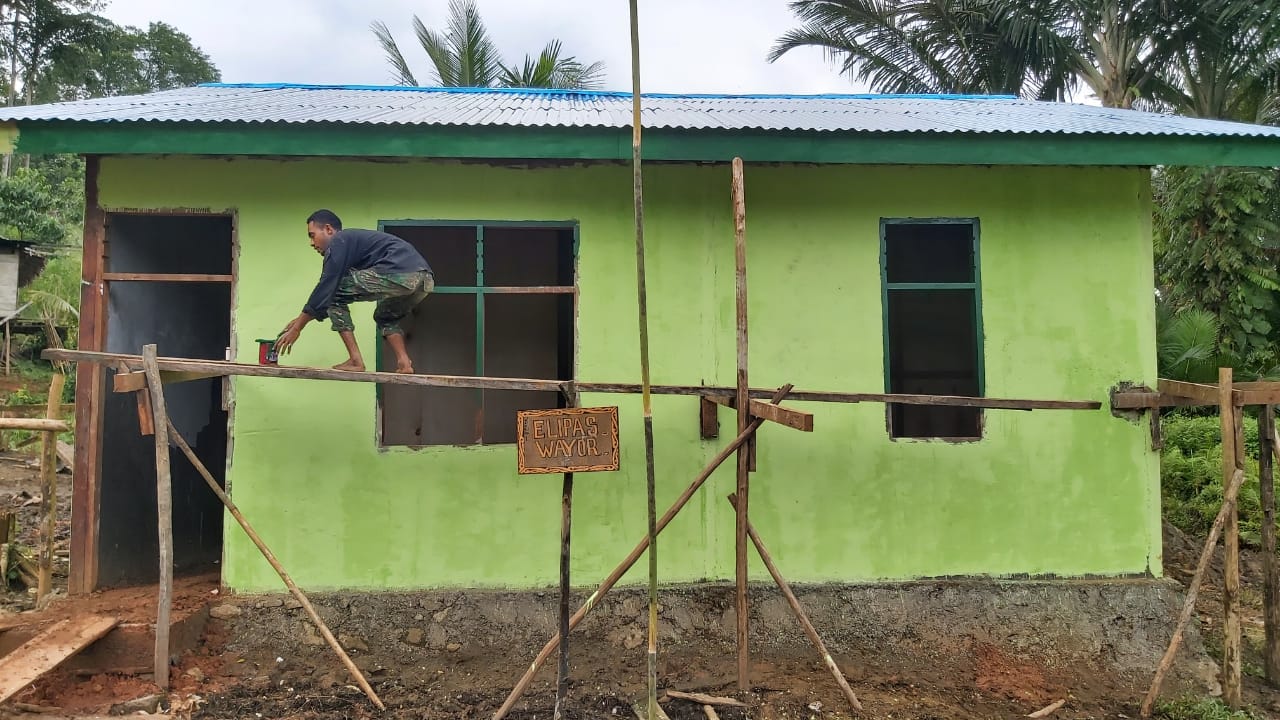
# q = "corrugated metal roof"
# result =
<box><xmin>2</xmin><ymin>83</ymin><xmax>1279</xmax><ymax>138</ymax></box>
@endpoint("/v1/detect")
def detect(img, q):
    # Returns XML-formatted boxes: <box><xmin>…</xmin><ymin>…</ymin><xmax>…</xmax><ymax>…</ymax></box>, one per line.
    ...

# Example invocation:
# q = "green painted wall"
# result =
<box><xmin>97</xmin><ymin>157</ymin><xmax>1159</xmax><ymax>592</ymax></box>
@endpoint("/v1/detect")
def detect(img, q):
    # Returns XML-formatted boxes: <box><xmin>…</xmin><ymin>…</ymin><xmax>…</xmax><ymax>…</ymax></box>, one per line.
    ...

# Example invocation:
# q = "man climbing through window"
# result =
<box><xmin>275</xmin><ymin>209</ymin><xmax>433</xmax><ymax>373</ymax></box>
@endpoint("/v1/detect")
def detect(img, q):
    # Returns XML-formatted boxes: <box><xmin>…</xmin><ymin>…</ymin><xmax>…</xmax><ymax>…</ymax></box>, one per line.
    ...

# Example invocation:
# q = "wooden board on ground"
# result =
<box><xmin>0</xmin><ymin>614</ymin><xmax>118</xmax><ymax>703</ymax></box>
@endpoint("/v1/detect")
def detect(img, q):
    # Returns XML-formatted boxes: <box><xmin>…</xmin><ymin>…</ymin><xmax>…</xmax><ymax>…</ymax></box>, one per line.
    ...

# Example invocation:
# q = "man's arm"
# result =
<box><xmin>302</xmin><ymin>237</ymin><xmax>351</xmax><ymax>320</ymax></box>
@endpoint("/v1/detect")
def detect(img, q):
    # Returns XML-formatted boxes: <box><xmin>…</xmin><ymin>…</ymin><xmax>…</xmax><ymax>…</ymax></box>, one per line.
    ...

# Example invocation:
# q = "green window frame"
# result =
<box><xmin>375</xmin><ymin>220</ymin><xmax>579</xmax><ymax>447</ymax></box>
<box><xmin>879</xmin><ymin>217</ymin><xmax>985</xmax><ymax>439</ymax></box>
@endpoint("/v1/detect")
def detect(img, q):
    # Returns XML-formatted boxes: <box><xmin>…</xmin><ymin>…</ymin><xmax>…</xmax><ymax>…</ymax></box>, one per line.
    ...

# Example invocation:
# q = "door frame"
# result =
<box><xmin>70</xmin><ymin>156</ymin><xmax>238</xmax><ymax>593</ymax></box>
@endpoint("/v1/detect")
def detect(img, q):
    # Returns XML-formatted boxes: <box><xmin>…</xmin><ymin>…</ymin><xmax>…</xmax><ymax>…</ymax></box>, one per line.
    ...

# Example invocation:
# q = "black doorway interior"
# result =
<box><xmin>97</xmin><ymin>213</ymin><xmax>233</xmax><ymax>587</ymax></box>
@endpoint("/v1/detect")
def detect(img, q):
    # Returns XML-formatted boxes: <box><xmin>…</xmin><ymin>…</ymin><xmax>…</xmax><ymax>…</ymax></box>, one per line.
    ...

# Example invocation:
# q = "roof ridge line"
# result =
<box><xmin>196</xmin><ymin>82</ymin><xmax>1019</xmax><ymax>101</ymax></box>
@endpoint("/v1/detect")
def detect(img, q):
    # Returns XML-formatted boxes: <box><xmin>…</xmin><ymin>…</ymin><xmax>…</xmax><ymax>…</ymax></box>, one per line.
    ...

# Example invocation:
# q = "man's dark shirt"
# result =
<box><xmin>303</xmin><ymin>228</ymin><xmax>431</xmax><ymax>320</ymax></box>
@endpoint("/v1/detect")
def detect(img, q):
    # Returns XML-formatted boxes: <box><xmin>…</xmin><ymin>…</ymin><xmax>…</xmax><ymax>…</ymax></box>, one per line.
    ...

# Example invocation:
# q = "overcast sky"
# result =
<box><xmin>96</xmin><ymin>0</ymin><xmax>867</xmax><ymax>95</ymax></box>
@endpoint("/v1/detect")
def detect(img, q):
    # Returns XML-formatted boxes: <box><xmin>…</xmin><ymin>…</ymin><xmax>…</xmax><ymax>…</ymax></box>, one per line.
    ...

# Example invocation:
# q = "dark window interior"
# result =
<box><xmin>99</xmin><ymin>213</ymin><xmax>231</xmax><ymax>587</ymax></box>
<box><xmin>883</xmin><ymin>221</ymin><xmax>982</xmax><ymax>439</ymax></box>
<box><xmin>379</xmin><ymin>224</ymin><xmax>575</xmax><ymax>447</ymax></box>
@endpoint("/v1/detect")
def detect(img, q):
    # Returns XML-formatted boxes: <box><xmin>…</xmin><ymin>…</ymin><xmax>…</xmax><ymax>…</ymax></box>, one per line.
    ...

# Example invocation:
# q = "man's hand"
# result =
<box><xmin>275</xmin><ymin>312</ymin><xmax>313</xmax><ymax>355</ymax></box>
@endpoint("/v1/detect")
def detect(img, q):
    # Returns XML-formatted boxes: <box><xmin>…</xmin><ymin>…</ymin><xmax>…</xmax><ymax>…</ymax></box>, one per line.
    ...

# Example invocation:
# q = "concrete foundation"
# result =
<box><xmin>218</xmin><ymin>579</ymin><xmax>1215</xmax><ymax>691</ymax></box>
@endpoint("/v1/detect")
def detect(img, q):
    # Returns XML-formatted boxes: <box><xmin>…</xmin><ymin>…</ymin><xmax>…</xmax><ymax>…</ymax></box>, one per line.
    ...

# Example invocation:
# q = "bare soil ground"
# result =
<box><xmin>2</xmin><ymin>451</ymin><xmax>1280</xmax><ymax>718</ymax></box>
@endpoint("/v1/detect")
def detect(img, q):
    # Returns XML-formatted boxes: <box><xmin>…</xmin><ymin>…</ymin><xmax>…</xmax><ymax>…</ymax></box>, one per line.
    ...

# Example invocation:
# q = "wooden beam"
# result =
<box><xmin>1160</xmin><ymin>379</ymin><xmax>1236</xmax><ymax>405</ymax></box>
<box><xmin>0</xmin><ymin>418</ymin><xmax>69</xmax><ymax>432</ymax></box>
<box><xmin>1261</xmin><ymin>408</ymin><xmax>1280</xmax><ymax>686</ymax></box>
<box><xmin>698</xmin><ymin>396</ymin><xmax>719</xmax><ymax>439</ymax></box>
<box><xmin>1221</xmin><ymin>368</ymin><xmax>1243</xmax><ymax>708</ymax></box>
<box><xmin>731</xmin><ymin>156</ymin><xmax>751</xmax><ymax>694</ymax></box>
<box><xmin>102</xmin><ymin>272</ymin><xmax>234</xmax><ymax>282</ymax></box>
<box><xmin>70</xmin><ymin>155</ymin><xmax>105</xmax><ymax>596</ymax></box>
<box><xmin>703</xmin><ymin>394</ymin><xmax>813</xmax><ymax>431</ymax></box>
<box><xmin>36</xmin><ymin>374</ymin><xmax>64</xmax><ymax>606</ymax></box>
<box><xmin>52</xmin><ymin>349</ymin><xmax>1102</xmax><ymax>410</ymax></box>
<box><xmin>1239</xmin><ymin>388</ymin><xmax>1280</xmax><ymax>405</ymax></box>
<box><xmin>114</xmin><ymin>369</ymin><xmax>227</xmax><ymax>392</ymax></box>
<box><xmin>142</xmin><ymin>346</ymin><xmax>173</xmax><ymax>691</ymax></box>
<box><xmin>1112</xmin><ymin>390</ymin><xmax>1204</xmax><ymax>409</ymax></box>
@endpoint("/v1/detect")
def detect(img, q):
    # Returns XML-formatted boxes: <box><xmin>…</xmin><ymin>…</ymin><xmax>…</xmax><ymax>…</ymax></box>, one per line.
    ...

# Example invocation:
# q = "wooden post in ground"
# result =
<box><xmin>731</xmin><ymin>155</ymin><xmax>751</xmax><ymax>693</ymax></box>
<box><xmin>491</xmin><ymin>386</ymin><xmax>794</xmax><ymax>720</ymax></box>
<box><xmin>555</xmin><ymin>390</ymin><xmax>578</xmax><ymax>720</ymax></box>
<box><xmin>727</xmin><ymin>494</ymin><xmax>863</xmax><ymax>713</ymax></box>
<box><xmin>1262</xmin><ymin>406</ymin><xmax>1280</xmax><ymax>685</ymax></box>
<box><xmin>1220</xmin><ymin>367</ymin><xmax>1243</xmax><ymax>707</ymax></box>
<box><xmin>1141</xmin><ymin>468</ymin><xmax>1248</xmax><ymax>716</ymax></box>
<box><xmin>141</xmin><ymin>345</ymin><xmax>172</xmax><ymax>690</ymax></box>
<box><xmin>163</xmin><ymin>418</ymin><xmax>385</xmax><ymax>710</ymax></box>
<box><xmin>35</xmin><ymin>373</ymin><xmax>64</xmax><ymax>606</ymax></box>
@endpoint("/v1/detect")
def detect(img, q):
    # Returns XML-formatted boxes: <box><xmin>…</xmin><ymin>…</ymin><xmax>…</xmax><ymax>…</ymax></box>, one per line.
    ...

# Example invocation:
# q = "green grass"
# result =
<box><xmin>1158</xmin><ymin>696</ymin><xmax>1259</xmax><ymax>720</ymax></box>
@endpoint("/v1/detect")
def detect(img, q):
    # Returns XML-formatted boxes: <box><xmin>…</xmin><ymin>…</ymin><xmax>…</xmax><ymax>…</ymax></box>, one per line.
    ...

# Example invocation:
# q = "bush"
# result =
<box><xmin>1161</xmin><ymin>413</ymin><xmax>1267</xmax><ymax>544</ymax></box>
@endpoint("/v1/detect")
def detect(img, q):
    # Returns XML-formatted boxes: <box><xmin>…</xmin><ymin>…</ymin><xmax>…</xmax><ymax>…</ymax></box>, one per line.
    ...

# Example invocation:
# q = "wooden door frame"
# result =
<box><xmin>69</xmin><ymin>157</ymin><xmax>238</xmax><ymax>593</ymax></box>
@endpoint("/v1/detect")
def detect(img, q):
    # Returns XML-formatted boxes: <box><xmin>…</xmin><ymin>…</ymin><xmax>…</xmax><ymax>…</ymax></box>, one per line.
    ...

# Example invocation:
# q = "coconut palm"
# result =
<box><xmin>1143</xmin><ymin>1</ymin><xmax>1280</xmax><ymax>122</ymax></box>
<box><xmin>371</xmin><ymin>0</ymin><xmax>604</xmax><ymax>90</ymax></box>
<box><xmin>768</xmin><ymin>0</ymin><xmax>1064</xmax><ymax>97</ymax></box>
<box><xmin>770</xmin><ymin>0</ymin><xmax>1225</xmax><ymax>108</ymax></box>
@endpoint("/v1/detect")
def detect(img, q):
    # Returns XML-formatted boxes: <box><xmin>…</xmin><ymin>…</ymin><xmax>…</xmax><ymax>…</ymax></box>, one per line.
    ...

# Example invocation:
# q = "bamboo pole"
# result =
<box><xmin>1221</xmin><ymin>368</ymin><xmax>1242</xmax><ymax>707</ymax></box>
<box><xmin>727</xmin><ymin>494</ymin><xmax>863</xmax><ymax>714</ymax></box>
<box><xmin>35</xmin><ymin>373</ymin><xmax>63</xmax><ymax>606</ymax></box>
<box><xmin>491</xmin><ymin>386</ymin><xmax>793</xmax><ymax>720</ymax></box>
<box><xmin>625</xmin><ymin>2</ymin><xmax>659</xmax><ymax>718</ymax></box>
<box><xmin>731</xmin><ymin>156</ymin><xmax>751</xmax><ymax>692</ymax></box>
<box><xmin>141</xmin><ymin>345</ymin><xmax>172</xmax><ymax>690</ymax></box>
<box><xmin>163</xmin><ymin>416</ymin><xmax>385</xmax><ymax>710</ymax></box>
<box><xmin>1263</xmin><ymin>408</ymin><xmax>1280</xmax><ymax>685</ymax></box>
<box><xmin>1140</xmin><ymin>467</ymin><xmax>1248</xmax><ymax>716</ymax></box>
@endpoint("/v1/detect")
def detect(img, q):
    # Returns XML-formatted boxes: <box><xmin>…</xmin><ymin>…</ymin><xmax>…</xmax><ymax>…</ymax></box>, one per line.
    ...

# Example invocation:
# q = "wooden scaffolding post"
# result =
<box><xmin>1141</xmin><ymin>468</ymin><xmax>1247</xmax><ymax>716</ymax></box>
<box><xmin>554</xmin><ymin>389</ymin><xmax>578</xmax><ymax>720</ymax></box>
<box><xmin>163</xmin><ymin>417</ymin><xmax>385</xmax><ymax>710</ymax></box>
<box><xmin>35</xmin><ymin>372</ymin><xmax>64</xmax><ymax>606</ymax></box>
<box><xmin>731</xmin><ymin>156</ymin><xmax>751</xmax><ymax>693</ymax></box>
<box><xmin>492</xmin><ymin>386</ymin><xmax>794</xmax><ymax>720</ymax></box>
<box><xmin>141</xmin><ymin>345</ymin><xmax>173</xmax><ymax>690</ymax></box>
<box><xmin>1262</xmin><ymin>405</ymin><xmax>1280</xmax><ymax>685</ymax></box>
<box><xmin>727</xmin><ymin>494</ymin><xmax>863</xmax><ymax>714</ymax></box>
<box><xmin>1220</xmin><ymin>367</ymin><xmax>1243</xmax><ymax>707</ymax></box>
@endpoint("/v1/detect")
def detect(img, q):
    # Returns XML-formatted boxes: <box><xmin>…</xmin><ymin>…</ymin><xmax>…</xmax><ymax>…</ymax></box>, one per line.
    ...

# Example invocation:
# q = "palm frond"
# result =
<box><xmin>370</xmin><ymin>20</ymin><xmax>418</xmax><ymax>86</ymax></box>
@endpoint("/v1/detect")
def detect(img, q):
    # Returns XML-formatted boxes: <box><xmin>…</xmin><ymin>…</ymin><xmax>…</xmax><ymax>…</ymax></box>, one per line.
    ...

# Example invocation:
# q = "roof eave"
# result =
<box><xmin>9</xmin><ymin>120</ymin><xmax>1280</xmax><ymax>167</ymax></box>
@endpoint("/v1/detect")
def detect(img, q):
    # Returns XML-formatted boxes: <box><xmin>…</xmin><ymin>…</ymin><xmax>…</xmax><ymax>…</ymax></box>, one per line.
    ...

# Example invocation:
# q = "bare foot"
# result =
<box><xmin>394</xmin><ymin>361</ymin><xmax>414</xmax><ymax>374</ymax></box>
<box><xmin>332</xmin><ymin>360</ymin><xmax>366</xmax><ymax>372</ymax></box>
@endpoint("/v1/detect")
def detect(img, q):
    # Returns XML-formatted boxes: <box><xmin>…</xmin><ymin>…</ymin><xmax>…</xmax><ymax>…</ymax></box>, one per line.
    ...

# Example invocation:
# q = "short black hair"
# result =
<box><xmin>306</xmin><ymin>209</ymin><xmax>342</xmax><ymax>230</ymax></box>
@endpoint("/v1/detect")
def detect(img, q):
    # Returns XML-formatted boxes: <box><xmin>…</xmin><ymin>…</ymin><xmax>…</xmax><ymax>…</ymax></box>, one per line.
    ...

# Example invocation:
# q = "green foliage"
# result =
<box><xmin>1154</xmin><ymin>166</ymin><xmax>1280</xmax><ymax>374</ymax></box>
<box><xmin>371</xmin><ymin>0</ymin><xmax>604</xmax><ymax>90</ymax></box>
<box><xmin>1157</xmin><ymin>302</ymin><xmax>1231</xmax><ymax>382</ymax></box>
<box><xmin>22</xmin><ymin>252</ymin><xmax>80</xmax><ymax>334</ymax></box>
<box><xmin>41</xmin><ymin>21</ymin><xmax>220</xmax><ymax>100</ymax></box>
<box><xmin>0</xmin><ymin>166</ymin><xmax>74</xmax><ymax>242</ymax></box>
<box><xmin>1157</xmin><ymin>695</ymin><xmax>1259</xmax><ymax>720</ymax></box>
<box><xmin>1161</xmin><ymin>413</ymin><xmax>1265</xmax><ymax>544</ymax></box>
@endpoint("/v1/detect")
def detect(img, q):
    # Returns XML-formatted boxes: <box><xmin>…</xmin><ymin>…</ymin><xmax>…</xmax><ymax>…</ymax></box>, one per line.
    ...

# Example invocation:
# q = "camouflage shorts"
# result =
<box><xmin>327</xmin><ymin>269</ymin><xmax>434</xmax><ymax>336</ymax></box>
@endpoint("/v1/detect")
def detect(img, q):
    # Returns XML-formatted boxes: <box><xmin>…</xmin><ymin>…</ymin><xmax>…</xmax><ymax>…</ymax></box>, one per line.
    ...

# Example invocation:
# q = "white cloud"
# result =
<box><xmin>98</xmin><ymin>0</ymin><xmax>865</xmax><ymax>94</ymax></box>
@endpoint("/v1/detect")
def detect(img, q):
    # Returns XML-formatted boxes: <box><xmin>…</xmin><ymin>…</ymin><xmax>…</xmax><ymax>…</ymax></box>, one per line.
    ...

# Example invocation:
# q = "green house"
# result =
<box><xmin>4</xmin><ymin>84</ymin><xmax>1279</xmax><ymax>595</ymax></box>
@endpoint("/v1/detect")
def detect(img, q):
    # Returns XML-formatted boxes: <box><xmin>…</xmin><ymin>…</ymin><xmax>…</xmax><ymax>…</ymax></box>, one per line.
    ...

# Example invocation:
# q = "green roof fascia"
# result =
<box><xmin>11</xmin><ymin>120</ymin><xmax>1280</xmax><ymax>166</ymax></box>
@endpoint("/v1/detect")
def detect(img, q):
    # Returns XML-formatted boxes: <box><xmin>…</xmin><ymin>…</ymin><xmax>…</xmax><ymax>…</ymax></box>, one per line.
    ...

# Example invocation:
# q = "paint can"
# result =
<box><xmin>256</xmin><ymin>338</ymin><xmax>279</xmax><ymax>365</ymax></box>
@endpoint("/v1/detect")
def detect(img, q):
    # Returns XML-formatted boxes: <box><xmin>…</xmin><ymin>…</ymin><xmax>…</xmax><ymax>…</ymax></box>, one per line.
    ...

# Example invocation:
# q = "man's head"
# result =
<box><xmin>306</xmin><ymin>209</ymin><xmax>343</xmax><ymax>254</ymax></box>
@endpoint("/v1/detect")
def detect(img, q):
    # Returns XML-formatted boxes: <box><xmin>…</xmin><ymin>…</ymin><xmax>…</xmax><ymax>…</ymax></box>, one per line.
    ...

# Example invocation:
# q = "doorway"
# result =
<box><xmin>96</xmin><ymin>212</ymin><xmax>234</xmax><ymax>587</ymax></box>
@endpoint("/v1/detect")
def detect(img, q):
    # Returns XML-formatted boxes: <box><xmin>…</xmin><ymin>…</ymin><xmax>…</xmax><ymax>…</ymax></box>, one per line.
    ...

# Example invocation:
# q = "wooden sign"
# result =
<box><xmin>517</xmin><ymin>406</ymin><xmax>619</xmax><ymax>474</ymax></box>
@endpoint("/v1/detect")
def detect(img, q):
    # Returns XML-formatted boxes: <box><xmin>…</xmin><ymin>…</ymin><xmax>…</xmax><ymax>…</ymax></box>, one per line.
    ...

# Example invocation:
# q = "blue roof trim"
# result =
<box><xmin>195</xmin><ymin>82</ymin><xmax>1018</xmax><ymax>101</ymax></box>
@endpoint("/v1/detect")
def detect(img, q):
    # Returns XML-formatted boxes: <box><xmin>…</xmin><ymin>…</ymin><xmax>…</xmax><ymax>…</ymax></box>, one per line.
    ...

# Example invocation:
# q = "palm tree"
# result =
<box><xmin>768</xmin><ymin>0</ymin><xmax>1063</xmax><ymax>97</ymax></box>
<box><xmin>371</xmin><ymin>0</ymin><xmax>604</xmax><ymax>90</ymax></box>
<box><xmin>499</xmin><ymin>40</ymin><xmax>604</xmax><ymax>90</ymax></box>
<box><xmin>770</xmin><ymin>0</ymin><xmax>1221</xmax><ymax>108</ymax></box>
<box><xmin>1143</xmin><ymin>1</ymin><xmax>1280</xmax><ymax>122</ymax></box>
